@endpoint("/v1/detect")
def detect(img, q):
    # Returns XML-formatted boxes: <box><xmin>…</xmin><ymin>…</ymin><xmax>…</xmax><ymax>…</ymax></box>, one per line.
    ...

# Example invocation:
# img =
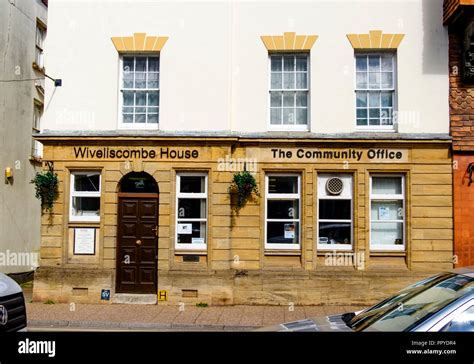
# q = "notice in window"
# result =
<box><xmin>378</xmin><ymin>206</ymin><xmax>390</xmax><ymax>220</ymax></box>
<box><xmin>177</xmin><ymin>223</ymin><xmax>192</xmax><ymax>234</ymax></box>
<box><xmin>74</xmin><ymin>228</ymin><xmax>96</xmax><ymax>255</ymax></box>
<box><xmin>284</xmin><ymin>223</ymin><xmax>295</xmax><ymax>239</ymax></box>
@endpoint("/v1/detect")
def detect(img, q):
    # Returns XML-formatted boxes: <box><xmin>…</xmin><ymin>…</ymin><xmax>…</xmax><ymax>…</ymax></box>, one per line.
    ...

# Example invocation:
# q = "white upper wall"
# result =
<box><xmin>43</xmin><ymin>0</ymin><xmax>448</xmax><ymax>134</ymax></box>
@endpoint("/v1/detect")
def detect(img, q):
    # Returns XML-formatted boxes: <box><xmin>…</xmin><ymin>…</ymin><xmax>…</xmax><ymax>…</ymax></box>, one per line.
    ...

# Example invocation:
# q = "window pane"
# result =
<box><xmin>381</xmin><ymin>72</ymin><xmax>393</xmax><ymax>89</ymax></box>
<box><xmin>178</xmin><ymin>198</ymin><xmax>206</xmax><ymax>219</ymax></box>
<box><xmin>296</xmin><ymin>92</ymin><xmax>307</xmax><ymax>107</ymax></box>
<box><xmin>268</xmin><ymin>200</ymin><xmax>299</xmax><ymax>219</ymax></box>
<box><xmin>148</xmin><ymin>91</ymin><xmax>159</xmax><ymax>106</ymax></box>
<box><xmin>136</xmin><ymin>92</ymin><xmax>146</xmax><ymax>106</ymax></box>
<box><xmin>123</xmin><ymin>71</ymin><xmax>133</xmax><ymax>89</ymax></box>
<box><xmin>147</xmin><ymin>112</ymin><xmax>158</xmax><ymax>124</ymax></box>
<box><xmin>371</xmin><ymin>222</ymin><xmax>403</xmax><ymax>246</ymax></box>
<box><xmin>319</xmin><ymin>199</ymin><xmax>351</xmax><ymax>220</ymax></box>
<box><xmin>271</xmin><ymin>56</ymin><xmax>282</xmax><ymax>72</ymax></box>
<box><xmin>74</xmin><ymin>174</ymin><xmax>100</xmax><ymax>192</ymax></box>
<box><xmin>369</xmin><ymin>73</ymin><xmax>380</xmax><ymax>88</ymax></box>
<box><xmin>296</xmin><ymin>108</ymin><xmax>307</xmax><ymax>125</ymax></box>
<box><xmin>135</xmin><ymin>73</ymin><xmax>146</xmax><ymax>88</ymax></box>
<box><xmin>368</xmin><ymin>55</ymin><xmax>380</xmax><ymax>71</ymax></box>
<box><xmin>371</xmin><ymin>201</ymin><xmax>403</xmax><ymax>220</ymax></box>
<box><xmin>148</xmin><ymin>57</ymin><xmax>159</xmax><ymax>72</ymax></box>
<box><xmin>147</xmin><ymin>72</ymin><xmax>159</xmax><ymax>88</ymax></box>
<box><xmin>283</xmin><ymin>73</ymin><xmax>295</xmax><ymax>89</ymax></box>
<box><xmin>369</xmin><ymin>118</ymin><xmax>380</xmax><ymax>126</ymax></box>
<box><xmin>268</xmin><ymin>176</ymin><xmax>298</xmax><ymax>194</ymax></box>
<box><xmin>270</xmin><ymin>108</ymin><xmax>282</xmax><ymax>124</ymax></box>
<box><xmin>357</xmin><ymin>109</ymin><xmax>367</xmax><ymax>118</ymax></box>
<box><xmin>295</xmin><ymin>57</ymin><xmax>307</xmax><ymax>71</ymax></box>
<box><xmin>271</xmin><ymin>92</ymin><xmax>282</xmax><ymax>107</ymax></box>
<box><xmin>271</xmin><ymin>73</ymin><xmax>282</xmax><ymax>89</ymax></box>
<box><xmin>135</xmin><ymin>57</ymin><xmax>146</xmax><ymax>72</ymax></box>
<box><xmin>372</xmin><ymin>177</ymin><xmax>402</xmax><ymax>195</ymax></box>
<box><xmin>369</xmin><ymin>92</ymin><xmax>380</xmax><ymax>107</ymax></box>
<box><xmin>283</xmin><ymin>56</ymin><xmax>294</xmax><ymax>71</ymax></box>
<box><xmin>135</xmin><ymin>114</ymin><xmax>146</xmax><ymax>123</ymax></box>
<box><xmin>381</xmin><ymin>92</ymin><xmax>392</xmax><ymax>107</ymax></box>
<box><xmin>267</xmin><ymin>221</ymin><xmax>299</xmax><ymax>245</ymax></box>
<box><xmin>177</xmin><ymin>221</ymin><xmax>206</xmax><ymax>245</ymax></box>
<box><xmin>122</xmin><ymin>107</ymin><xmax>133</xmax><ymax>114</ymax></box>
<box><xmin>123</xmin><ymin>57</ymin><xmax>134</xmax><ymax>73</ymax></box>
<box><xmin>295</xmin><ymin>73</ymin><xmax>307</xmax><ymax>89</ymax></box>
<box><xmin>180</xmin><ymin>176</ymin><xmax>205</xmax><ymax>193</ymax></box>
<box><xmin>356</xmin><ymin>91</ymin><xmax>367</xmax><ymax>107</ymax></box>
<box><xmin>71</xmin><ymin>197</ymin><xmax>100</xmax><ymax>217</ymax></box>
<box><xmin>319</xmin><ymin>223</ymin><xmax>351</xmax><ymax>245</ymax></box>
<box><xmin>123</xmin><ymin>91</ymin><xmax>134</xmax><ymax>106</ymax></box>
<box><xmin>283</xmin><ymin>108</ymin><xmax>295</xmax><ymax>124</ymax></box>
<box><xmin>283</xmin><ymin>92</ymin><xmax>294</xmax><ymax>107</ymax></box>
<box><xmin>357</xmin><ymin>118</ymin><xmax>368</xmax><ymax>126</ymax></box>
<box><xmin>381</xmin><ymin>54</ymin><xmax>393</xmax><ymax>71</ymax></box>
<box><xmin>356</xmin><ymin>56</ymin><xmax>367</xmax><ymax>71</ymax></box>
<box><xmin>123</xmin><ymin>114</ymin><xmax>133</xmax><ymax>123</ymax></box>
<box><xmin>369</xmin><ymin>109</ymin><xmax>380</xmax><ymax>118</ymax></box>
<box><xmin>356</xmin><ymin>72</ymin><xmax>367</xmax><ymax>88</ymax></box>
<box><xmin>381</xmin><ymin>108</ymin><xmax>392</xmax><ymax>125</ymax></box>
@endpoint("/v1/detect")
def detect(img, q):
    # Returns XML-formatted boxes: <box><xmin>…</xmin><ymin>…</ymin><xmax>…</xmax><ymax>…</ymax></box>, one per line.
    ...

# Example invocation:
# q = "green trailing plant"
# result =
<box><xmin>229</xmin><ymin>170</ymin><xmax>260</xmax><ymax>211</ymax></box>
<box><xmin>31</xmin><ymin>168</ymin><xmax>59</xmax><ymax>212</ymax></box>
<box><xmin>196</xmin><ymin>302</ymin><xmax>208</xmax><ymax>308</ymax></box>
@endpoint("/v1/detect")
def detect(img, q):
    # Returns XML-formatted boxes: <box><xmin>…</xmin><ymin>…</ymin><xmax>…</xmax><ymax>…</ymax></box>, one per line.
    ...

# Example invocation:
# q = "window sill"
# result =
<box><xmin>355</xmin><ymin>128</ymin><xmax>396</xmax><ymax>132</ymax></box>
<box><xmin>174</xmin><ymin>250</ymin><xmax>207</xmax><ymax>256</ymax></box>
<box><xmin>264</xmin><ymin>250</ymin><xmax>301</xmax><ymax>256</ymax></box>
<box><xmin>68</xmin><ymin>221</ymin><xmax>101</xmax><ymax>227</ymax></box>
<box><xmin>370</xmin><ymin>250</ymin><xmax>406</xmax><ymax>256</ymax></box>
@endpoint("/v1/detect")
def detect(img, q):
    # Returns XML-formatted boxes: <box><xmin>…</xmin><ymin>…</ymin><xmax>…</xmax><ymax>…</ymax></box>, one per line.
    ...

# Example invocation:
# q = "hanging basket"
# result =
<box><xmin>229</xmin><ymin>171</ymin><xmax>260</xmax><ymax>211</ymax></box>
<box><xmin>31</xmin><ymin>168</ymin><xmax>59</xmax><ymax>212</ymax></box>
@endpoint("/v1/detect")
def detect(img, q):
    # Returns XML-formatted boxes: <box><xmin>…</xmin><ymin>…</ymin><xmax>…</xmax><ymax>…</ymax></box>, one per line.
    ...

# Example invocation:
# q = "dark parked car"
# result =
<box><xmin>259</xmin><ymin>267</ymin><xmax>474</xmax><ymax>332</ymax></box>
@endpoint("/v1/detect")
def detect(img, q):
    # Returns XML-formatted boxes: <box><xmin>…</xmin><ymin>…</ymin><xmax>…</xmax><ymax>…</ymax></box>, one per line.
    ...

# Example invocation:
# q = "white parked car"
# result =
<box><xmin>0</xmin><ymin>273</ymin><xmax>27</xmax><ymax>332</ymax></box>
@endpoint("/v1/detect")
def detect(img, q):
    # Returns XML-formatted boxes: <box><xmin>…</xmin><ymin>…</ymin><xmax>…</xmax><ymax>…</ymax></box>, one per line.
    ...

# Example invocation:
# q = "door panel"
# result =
<box><xmin>116</xmin><ymin>196</ymin><xmax>158</xmax><ymax>294</ymax></box>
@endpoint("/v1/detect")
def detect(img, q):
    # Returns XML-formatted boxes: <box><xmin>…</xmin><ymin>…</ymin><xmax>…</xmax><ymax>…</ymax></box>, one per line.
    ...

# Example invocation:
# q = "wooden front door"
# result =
<box><xmin>116</xmin><ymin>193</ymin><xmax>158</xmax><ymax>294</ymax></box>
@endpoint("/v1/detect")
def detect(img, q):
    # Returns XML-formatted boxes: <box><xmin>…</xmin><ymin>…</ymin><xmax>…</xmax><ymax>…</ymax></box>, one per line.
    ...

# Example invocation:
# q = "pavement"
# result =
<box><xmin>26</xmin><ymin>302</ymin><xmax>365</xmax><ymax>331</ymax></box>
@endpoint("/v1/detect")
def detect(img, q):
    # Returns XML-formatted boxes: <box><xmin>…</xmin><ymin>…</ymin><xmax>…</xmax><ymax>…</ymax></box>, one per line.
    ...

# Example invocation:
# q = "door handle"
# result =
<box><xmin>136</xmin><ymin>239</ymin><xmax>142</xmax><ymax>245</ymax></box>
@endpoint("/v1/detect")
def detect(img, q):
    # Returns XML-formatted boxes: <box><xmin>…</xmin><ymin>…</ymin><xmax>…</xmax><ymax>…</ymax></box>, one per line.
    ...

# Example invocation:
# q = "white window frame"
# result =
<box><xmin>118</xmin><ymin>54</ymin><xmax>160</xmax><ymax>130</ymax></box>
<box><xmin>69</xmin><ymin>172</ymin><xmax>101</xmax><ymax>223</ymax></box>
<box><xmin>175</xmin><ymin>172</ymin><xmax>208</xmax><ymax>251</ymax></box>
<box><xmin>268</xmin><ymin>54</ymin><xmax>310</xmax><ymax>131</ymax></box>
<box><xmin>317</xmin><ymin>174</ymin><xmax>353</xmax><ymax>251</ymax></box>
<box><xmin>354</xmin><ymin>52</ymin><xmax>397</xmax><ymax>132</ymax></box>
<box><xmin>369</xmin><ymin>174</ymin><xmax>405</xmax><ymax>251</ymax></box>
<box><xmin>265</xmin><ymin>174</ymin><xmax>301</xmax><ymax>250</ymax></box>
<box><xmin>35</xmin><ymin>20</ymin><xmax>46</xmax><ymax>68</ymax></box>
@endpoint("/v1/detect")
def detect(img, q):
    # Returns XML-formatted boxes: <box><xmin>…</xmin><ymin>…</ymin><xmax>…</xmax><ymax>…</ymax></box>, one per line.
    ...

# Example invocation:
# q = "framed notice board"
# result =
<box><xmin>73</xmin><ymin>228</ymin><xmax>96</xmax><ymax>255</ymax></box>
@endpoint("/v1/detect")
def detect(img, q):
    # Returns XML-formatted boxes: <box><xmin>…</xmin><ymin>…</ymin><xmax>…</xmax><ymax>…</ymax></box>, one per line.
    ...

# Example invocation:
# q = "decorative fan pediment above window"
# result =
<box><xmin>346</xmin><ymin>30</ymin><xmax>405</xmax><ymax>49</ymax></box>
<box><xmin>261</xmin><ymin>32</ymin><xmax>318</xmax><ymax>52</ymax></box>
<box><xmin>111</xmin><ymin>33</ymin><xmax>168</xmax><ymax>53</ymax></box>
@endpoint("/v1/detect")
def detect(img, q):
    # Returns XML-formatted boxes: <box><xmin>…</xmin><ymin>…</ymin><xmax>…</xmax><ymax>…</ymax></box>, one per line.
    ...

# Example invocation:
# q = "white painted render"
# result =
<box><xmin>42</xmin><ymin>0</ymin><xmax>448</xmax><ymax>134</ymax></box>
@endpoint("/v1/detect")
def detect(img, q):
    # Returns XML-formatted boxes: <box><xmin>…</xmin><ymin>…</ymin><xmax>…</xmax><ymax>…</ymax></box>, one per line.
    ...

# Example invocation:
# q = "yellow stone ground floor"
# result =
<box><xmin>33</xmin><ymin>135</ymin><xmax>454</xmax><ymax>305</ymax></box>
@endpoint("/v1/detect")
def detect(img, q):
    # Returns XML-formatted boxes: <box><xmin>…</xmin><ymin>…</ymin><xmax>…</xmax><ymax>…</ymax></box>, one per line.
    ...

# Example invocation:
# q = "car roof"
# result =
<box><xmin>450</xmin><ymin>266</ymin><xmax>474</xmax><ymax>278</ymax></box>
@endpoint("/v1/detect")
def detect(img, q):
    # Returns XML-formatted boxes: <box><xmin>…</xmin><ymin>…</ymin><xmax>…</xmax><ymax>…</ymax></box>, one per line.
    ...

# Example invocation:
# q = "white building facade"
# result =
<box><xmin>34</xmin><ymin>0</ymin><xmax>453</xmax><ymax>305</ymax></box>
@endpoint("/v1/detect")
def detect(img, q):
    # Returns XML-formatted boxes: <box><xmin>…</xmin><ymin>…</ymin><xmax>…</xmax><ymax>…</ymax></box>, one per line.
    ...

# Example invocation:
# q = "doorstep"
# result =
<box><xmin>112</xmin><ymin>294</ymin><xmax>157</xmax><ymax>305</ymax></box>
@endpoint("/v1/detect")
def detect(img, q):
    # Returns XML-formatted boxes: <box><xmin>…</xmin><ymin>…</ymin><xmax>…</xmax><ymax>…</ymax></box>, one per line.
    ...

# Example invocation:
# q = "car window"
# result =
<box><xmin>349</xmin><ymin>273</ymin><xmax>454</xmax><ymax>330</ymax></box>
<box><xmin>441</xmin><ymin>306</ymin><xmax>474</xmax><ymax>332</ymax></box>
<box><xmin>364</xmin><ymin>275</ymin><xmax>474</xmax><ymax>332</ymax></box>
